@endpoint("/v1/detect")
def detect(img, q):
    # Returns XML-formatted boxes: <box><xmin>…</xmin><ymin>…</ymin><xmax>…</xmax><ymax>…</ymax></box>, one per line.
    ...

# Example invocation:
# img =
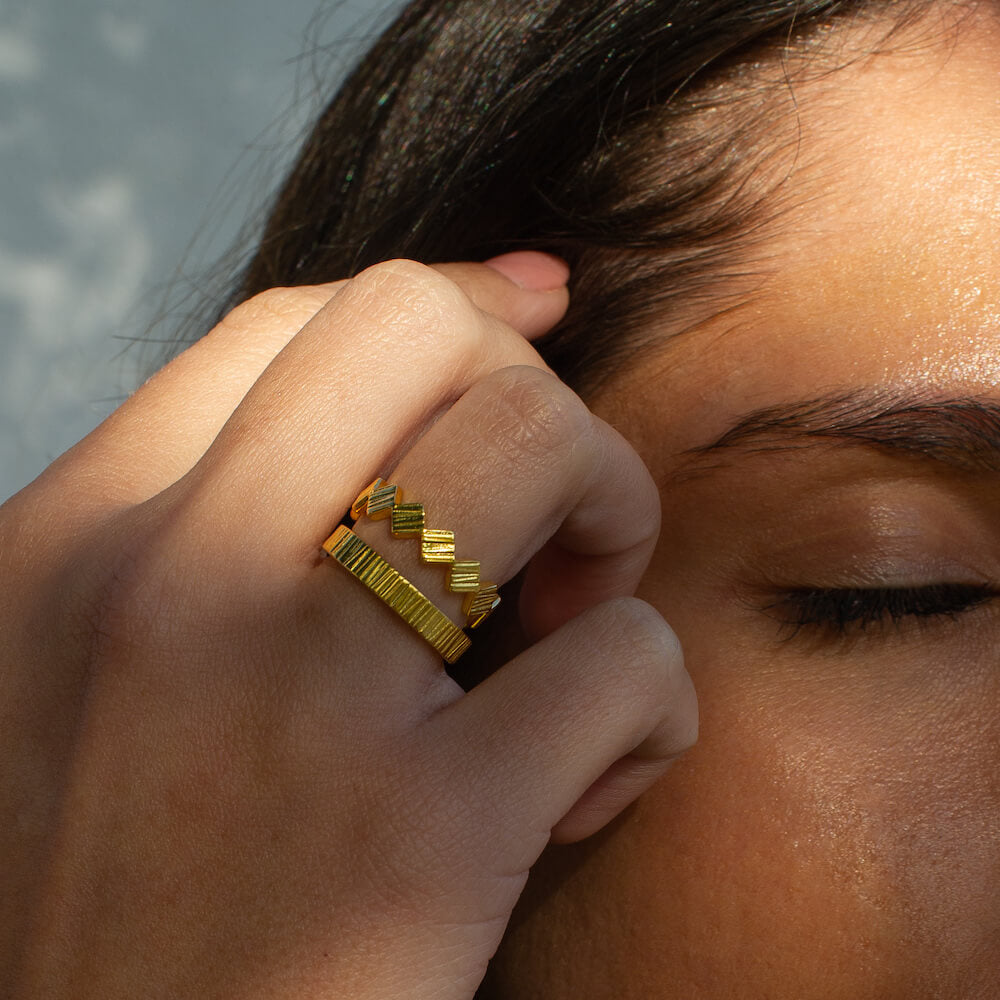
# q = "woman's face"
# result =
<box><xmin>492</xmin><ymin>8</ymin><xmax>1000</xmax><ymax>997</ymax></box>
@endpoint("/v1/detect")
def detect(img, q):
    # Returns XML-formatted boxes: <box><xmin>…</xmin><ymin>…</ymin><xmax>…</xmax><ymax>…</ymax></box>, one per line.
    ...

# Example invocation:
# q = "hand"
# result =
<box><xmin>1</xmin><ymin>254</ymin><xmax>697</xmax><ymax>999</ymax></box>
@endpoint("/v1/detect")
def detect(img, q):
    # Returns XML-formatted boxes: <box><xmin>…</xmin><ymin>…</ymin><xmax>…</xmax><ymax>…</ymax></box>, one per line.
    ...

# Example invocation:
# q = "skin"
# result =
<box><xmin>0</xmin><ymin>250</ymin><xmax>698</xmax><ymax>1000</ymax></box>
<box><xmin>489</xmin><ymin>6</ymin><xmax>1000</xmax><ymax>998</ymax></box>
<box><xmin>3</xmin><ymin>6</ymin><xmax>997</xmax><ymax>1000</ymax></box>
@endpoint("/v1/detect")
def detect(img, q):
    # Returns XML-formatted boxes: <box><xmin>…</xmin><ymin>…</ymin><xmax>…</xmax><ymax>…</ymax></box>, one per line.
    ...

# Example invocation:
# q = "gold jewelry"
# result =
<box><xmin>322</xmin><ymin>525</ymin><xmax>471</xmax><ymax>664</ymax></box>
<box><xmin>350</xmin><ymin>478</ymin><xmax>501</xmax><ymax>629</ymax></box>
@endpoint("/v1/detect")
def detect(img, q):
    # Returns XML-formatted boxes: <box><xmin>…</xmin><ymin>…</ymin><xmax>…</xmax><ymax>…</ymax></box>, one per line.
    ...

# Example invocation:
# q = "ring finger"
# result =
<box><xmin>312</xmin><ymin>362</ymin><xmax>688</xmax><ymax>855</ymax></box>
<box><xmin>318</xmin><ymin>363</ymin><xmax>661</xmax><ymax>696</ymax></box>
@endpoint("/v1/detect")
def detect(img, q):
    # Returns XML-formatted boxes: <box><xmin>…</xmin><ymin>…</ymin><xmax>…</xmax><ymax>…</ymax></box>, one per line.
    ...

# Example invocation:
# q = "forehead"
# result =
<box><xmin>599</xmin><ymin>5</ymin><xmax>1000</xmax><ymax>457</ymax></box>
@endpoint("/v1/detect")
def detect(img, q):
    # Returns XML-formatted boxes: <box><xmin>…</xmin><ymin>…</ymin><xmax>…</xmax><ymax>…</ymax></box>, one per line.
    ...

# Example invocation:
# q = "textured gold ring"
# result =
<box><xmin>321</xmin><ymin>525</ymin><xmax>471</xmax><ymax>664</ymax></box>
<box><xmin>350</xmin><ymin>478</ymin><xmax>501</xmax><ymax>629</ymax></box>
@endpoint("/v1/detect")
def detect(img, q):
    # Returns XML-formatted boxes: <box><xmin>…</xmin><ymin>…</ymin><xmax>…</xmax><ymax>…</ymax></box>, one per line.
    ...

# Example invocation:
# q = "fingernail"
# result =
<box><xmin>482</xmin><ymin>251</ymin><xmax>570</xmax><ymax>292</ymax></box>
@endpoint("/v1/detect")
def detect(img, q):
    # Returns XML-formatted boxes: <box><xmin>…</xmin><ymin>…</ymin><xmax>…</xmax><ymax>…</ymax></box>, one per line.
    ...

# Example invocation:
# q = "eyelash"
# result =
<box><xmin>765</xmin><ymin>582</ymin><xmax>996</xmax><ymax>639</ymax></box>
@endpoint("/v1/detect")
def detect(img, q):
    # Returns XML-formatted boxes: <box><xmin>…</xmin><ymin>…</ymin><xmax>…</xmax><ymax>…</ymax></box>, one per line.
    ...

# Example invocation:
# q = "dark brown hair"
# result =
<box><xmin>200</xmin><ymin>0</ymin><xmax>934</xmax><ymax>401</ymax></box>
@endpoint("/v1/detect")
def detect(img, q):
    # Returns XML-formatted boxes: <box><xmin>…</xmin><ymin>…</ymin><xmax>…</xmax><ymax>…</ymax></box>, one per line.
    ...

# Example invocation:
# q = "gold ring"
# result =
<box><xmin>322</xmin><ymin>525</ymin><xmax>471</xmax><ymax>664</ymax></box>
<box><xmin>350</xmin><ymin>478</ymin><xmax>501</xmax><ymax>630</ymax></box>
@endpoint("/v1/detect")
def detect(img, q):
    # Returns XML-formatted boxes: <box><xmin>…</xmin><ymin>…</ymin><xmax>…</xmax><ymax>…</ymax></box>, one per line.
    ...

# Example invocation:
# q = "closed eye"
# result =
<box><xmin>762</xmin><ymin>582</ymin><xmax>996</xmax><ymax>640</ymax></box>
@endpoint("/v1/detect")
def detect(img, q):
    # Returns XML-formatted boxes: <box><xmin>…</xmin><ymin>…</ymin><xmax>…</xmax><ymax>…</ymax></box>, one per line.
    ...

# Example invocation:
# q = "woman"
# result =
<box><xmin>2</xmin><ymin>0</ymin><xmax>997</xmax><ymax>996</ymax></box>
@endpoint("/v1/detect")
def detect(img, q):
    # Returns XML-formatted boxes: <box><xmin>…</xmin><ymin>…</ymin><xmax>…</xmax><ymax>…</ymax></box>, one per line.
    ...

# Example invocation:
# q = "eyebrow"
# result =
<box><xmin>683</xmin><ymin>390</ymin><xmax>1000</xmax><ymax>475</ymax></box>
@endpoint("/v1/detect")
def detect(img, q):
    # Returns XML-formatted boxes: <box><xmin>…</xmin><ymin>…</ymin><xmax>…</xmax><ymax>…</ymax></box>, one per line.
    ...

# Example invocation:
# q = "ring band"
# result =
<box><xmin>351</xmin><ymin>478</ymin><xmax>501</xmax><ymax>629</ymax></box>
<box><xmin>322</xmin><ymin>525</ymin><xmax>472</xmax><ymax>664</ymax></box>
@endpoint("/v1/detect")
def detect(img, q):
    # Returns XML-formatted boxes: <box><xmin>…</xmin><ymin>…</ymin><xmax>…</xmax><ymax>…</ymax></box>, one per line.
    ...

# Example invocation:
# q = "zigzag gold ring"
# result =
<box><xmin>349</xmin><ymin>478</ymin><xmax>502</xmax><ymax>629</ymax></box>
<box><xmin>321</xmin><ymin>525</ymin><xmax>471</xmax><ymax>664</ymax></box>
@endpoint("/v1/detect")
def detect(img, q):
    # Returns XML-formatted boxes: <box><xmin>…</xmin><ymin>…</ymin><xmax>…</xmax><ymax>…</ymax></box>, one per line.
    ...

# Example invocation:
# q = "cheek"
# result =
<box><xmin>625</xmin><ymin>666</ymin><xmax>1000</xmax><ymax>998</ymax></box>
<box><xmin>493</xmin><ymin>589</ymin><xmax>1000</xmax><ymax>999</ymax></box>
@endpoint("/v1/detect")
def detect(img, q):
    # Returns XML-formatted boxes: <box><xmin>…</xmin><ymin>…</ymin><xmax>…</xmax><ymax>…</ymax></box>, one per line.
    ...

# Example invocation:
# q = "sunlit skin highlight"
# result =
<box><xmin>489</xmin><ymin>6</ymin><xmax>1000</xmax><ymax>998</ymax></box>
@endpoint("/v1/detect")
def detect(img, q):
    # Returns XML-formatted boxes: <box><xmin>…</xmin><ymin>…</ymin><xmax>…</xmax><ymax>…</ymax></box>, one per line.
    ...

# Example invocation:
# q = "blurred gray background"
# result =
<box><xmin>1</xmin><ymin>0</ymin><xmax>398</xmax><ymax>502</ymax></box>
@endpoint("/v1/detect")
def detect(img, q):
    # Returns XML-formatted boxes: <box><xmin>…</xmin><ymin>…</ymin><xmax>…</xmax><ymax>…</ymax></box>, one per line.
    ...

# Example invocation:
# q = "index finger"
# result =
<box><xmin>30</xmin><ymin>254</ymin><xmax>568</xmax><ymax>522</ymax></box>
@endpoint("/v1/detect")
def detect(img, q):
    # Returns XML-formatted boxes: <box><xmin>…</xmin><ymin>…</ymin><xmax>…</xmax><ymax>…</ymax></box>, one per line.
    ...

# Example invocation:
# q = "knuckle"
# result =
<box><xmin>223</xmin><ymin>285</ymin><xmax>327</xmax><ymax>333</ymax></box>
<box><xmin>341</xmin><ymin>259</ymin><xmax>480</xmax><ymax>358</ymax></box>
<box><xmin>480</xmin><ymin>366</ymin><xmax>591</xmax><ymax>465</ymax></box>
<box><xmin>591</xmin><ymin>596</ymin><xmax>686</xmax><ymax>701</ymax></box>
